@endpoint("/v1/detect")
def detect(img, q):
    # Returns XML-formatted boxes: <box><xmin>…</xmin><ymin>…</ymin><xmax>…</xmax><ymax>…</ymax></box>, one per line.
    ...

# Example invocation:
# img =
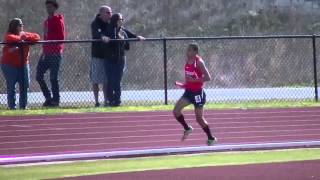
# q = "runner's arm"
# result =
<box><xmin>186</xmin><ymin>60</ymin><xmax>211</xmax><ymax>83</ymax></box>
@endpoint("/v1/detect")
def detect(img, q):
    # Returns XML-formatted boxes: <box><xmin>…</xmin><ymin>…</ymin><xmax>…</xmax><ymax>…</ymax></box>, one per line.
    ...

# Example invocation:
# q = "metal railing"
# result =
<box><xmin>0</xmin><ymin>35</ymin><xmax>319</xmax><ymax>109</ymax></box>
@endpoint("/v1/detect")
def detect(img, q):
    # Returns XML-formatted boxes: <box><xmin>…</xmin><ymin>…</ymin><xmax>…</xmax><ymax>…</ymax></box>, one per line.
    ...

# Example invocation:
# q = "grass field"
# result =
<box><xmin>1</xmin><ymin>100</ymin><xmax>320</xmax><ymax>116</ymax></box>
<box><xmin>1</xmin><ymin>148</ymin><xmax>320</xmax><ymax>180</ymax></box>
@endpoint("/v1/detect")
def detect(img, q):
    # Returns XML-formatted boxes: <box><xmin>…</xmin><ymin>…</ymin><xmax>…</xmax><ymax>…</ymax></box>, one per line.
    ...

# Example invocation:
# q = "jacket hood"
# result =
<box><xmin>94</xmin><ymin>14</ymin><xmax>104</xmax><ymax>24</ymax></box>
<box><xmin>94</xmin><ymin>14</ymin><xmax>100</xmax><ymax>20</ymax></box>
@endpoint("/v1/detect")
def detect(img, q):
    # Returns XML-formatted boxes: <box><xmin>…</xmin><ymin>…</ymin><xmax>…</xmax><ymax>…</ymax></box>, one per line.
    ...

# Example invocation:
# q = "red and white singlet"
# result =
<box><xmin>184</xmin><ymin>55</ymin><xmax>204</xmax><ymax>92</ymax></box>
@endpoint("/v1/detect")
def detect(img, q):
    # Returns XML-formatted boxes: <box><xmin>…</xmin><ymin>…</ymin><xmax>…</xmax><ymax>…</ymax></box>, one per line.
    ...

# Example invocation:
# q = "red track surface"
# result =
<box><xmin>60</xmin><ymin>160</ymin><xmax>320</xmax><ymax>180</ymax></box>
<box><xmin>1</xmin><ymin>107</ymin><xmax>320</xmax><ymax>158</ymax></box>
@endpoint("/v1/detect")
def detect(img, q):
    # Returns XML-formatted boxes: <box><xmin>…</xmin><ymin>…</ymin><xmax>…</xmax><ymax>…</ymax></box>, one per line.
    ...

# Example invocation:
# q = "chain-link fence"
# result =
<box><xmin>167</xmin><ymin>37</ymin><xmax>316</xmax><ymax>103</ymax></box>
<box><xmin>0</xmin><ymin>35</ymin><xmax>319</xmax><ymax>109</ymax></box>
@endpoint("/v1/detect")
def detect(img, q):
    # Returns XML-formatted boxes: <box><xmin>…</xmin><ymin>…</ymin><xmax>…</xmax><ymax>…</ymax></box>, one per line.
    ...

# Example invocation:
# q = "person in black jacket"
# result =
<box><xmin>90</xmin><ymin>6</ymin><xmax>111</xmax><ymax>107</ymax></box>
<box><xmin>104</xmin><ymin>13</ymin><xmax>144</xmax><ymax>107</ymax></box>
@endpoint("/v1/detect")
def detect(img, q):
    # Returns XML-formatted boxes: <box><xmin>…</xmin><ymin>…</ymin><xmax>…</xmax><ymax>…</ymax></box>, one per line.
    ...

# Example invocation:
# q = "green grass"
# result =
<box><xmin>1</xmin><ymin>100</ymin><xmax>320</xmax><ymax>116</ymax></box>
<box><xmin>1</xmin><ymin>148</ymin><xmax>320</xmax><ymax>180</ymax></box>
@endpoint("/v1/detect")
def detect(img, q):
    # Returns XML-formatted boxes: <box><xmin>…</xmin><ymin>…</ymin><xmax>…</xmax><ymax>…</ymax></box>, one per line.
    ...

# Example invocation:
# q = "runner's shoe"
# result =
<box><xmin>207</xmin><ymin>137</ymin><xmax>218</xmax><ymax>146</ymax></box>
<box><xmin>181</xmin><ymin>126</ymin><xmax>194</xmax><ymax>141</ymax></box>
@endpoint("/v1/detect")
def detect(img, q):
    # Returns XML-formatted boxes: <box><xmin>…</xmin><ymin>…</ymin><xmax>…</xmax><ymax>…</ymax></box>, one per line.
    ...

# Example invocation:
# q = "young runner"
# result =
<box><xmin>173</xmin><ymin>43</ymin><xmax>217</xmax><ymax>146</ymax></box>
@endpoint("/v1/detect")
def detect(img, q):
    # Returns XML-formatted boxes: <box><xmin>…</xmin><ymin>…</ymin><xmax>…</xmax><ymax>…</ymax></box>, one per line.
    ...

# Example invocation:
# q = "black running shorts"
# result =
<box><xmin>182</xmin><ymin>89</ymin><xmax>206</xmax><ymax>108</ymax></box>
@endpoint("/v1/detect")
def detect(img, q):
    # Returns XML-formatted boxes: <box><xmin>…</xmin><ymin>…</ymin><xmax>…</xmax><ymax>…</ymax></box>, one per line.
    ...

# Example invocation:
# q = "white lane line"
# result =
<box><xmin>99</xmin><ymin>140</ymin><xmax>320</xmax><ymax>152</ymax></box>
<box><xmin>0</xmin><ymin>133</ymin><xmax>320</xmax><ymax>151</ymax></box>
<box><xmin>1</xmin><ymin>109</ymin><xmax>320</xmax><ymax>122</ymax></box>
<box><xmin>1</xmin><ymin>128</ymin><xmax>320</xmax><ymax>145</ymax></box>
<box><xmin>1</xmin><ymin>121</ymin><xmax>320</xmax><ymax>133</ymax></box>
<box><xmin>2</xmin><ymin>139</ymin><xmax>319</xmax><ymax>159</ymax></box>
<box><xmin>5</xmin><ymin>125</ymin><xmax>32</xmax><ymax>128</ymax></box>
<box><xmin>1</xmin><ymin>114</ymin><xmax>320</xmax><ymax>128</ymax></box>
<box><xmin>2</xmin><ymin>140</ymin><xmax>320</xmax><ymax>164</ymax></box>
<box><xmin>1</xmin><ymin>127</ymin><xmax>320</xmax><ymax>140</ymax></box>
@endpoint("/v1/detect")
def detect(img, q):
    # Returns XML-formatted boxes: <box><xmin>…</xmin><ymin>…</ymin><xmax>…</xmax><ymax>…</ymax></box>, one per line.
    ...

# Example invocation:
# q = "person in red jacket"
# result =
<box><xmin>1</xmin><ymin>18</ymin><xmax>40</xmax><ymax>110</ymax></box>
<box><xmin>36</xmin><ymin>0</ymin><xmax>65</xmax><ymax>107</ymax></box>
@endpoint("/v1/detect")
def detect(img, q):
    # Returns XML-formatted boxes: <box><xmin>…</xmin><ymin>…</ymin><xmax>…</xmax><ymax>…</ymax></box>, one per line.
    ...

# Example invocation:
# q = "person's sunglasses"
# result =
<box><xmin>106</xmin><ymin>11</ymin><xmax>112</xmax><ymax>14</ymax></box>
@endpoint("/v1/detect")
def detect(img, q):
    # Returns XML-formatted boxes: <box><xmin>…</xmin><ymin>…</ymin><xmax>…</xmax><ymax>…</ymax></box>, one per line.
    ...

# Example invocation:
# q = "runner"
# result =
<box><xmin>173</xmin><ymin>43</ymin><xmax>217</xmax><ymax>146</ymax></box>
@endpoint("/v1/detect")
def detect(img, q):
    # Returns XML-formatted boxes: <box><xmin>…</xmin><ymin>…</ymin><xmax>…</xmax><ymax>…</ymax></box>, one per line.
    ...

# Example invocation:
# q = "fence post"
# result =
<box><xmin>163</xmin><ymin>38</ymin><xmax>168</xmax><ymax>105</ymax></box>
<box><xmin>312</xmin><ymin>35</ymin><xmax>318</xmax><ymax>102</ymax></box>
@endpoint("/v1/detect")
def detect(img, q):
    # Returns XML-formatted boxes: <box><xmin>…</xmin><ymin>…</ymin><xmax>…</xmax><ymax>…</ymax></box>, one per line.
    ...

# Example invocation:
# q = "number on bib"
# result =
<box><xmin>195</xmin><ymin>95</ymin><xmax>202</xmax><ymax>103</ymax></box>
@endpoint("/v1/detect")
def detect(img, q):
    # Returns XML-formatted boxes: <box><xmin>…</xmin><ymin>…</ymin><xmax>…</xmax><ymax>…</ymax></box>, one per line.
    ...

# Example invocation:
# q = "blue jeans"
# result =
<box><xmin>1</xmin><ymin>64</ymin><xmax>29</xmax><ymax>109</ymax></box>
<box><xmin>105</xmin><ymin>57</ymin><xmax>125</xmax><ymax>105</ymax></box>
<box><xmin>36</xmin><ymin>54</ymin><xmax>62</xmax><ymax>103</ymax></box>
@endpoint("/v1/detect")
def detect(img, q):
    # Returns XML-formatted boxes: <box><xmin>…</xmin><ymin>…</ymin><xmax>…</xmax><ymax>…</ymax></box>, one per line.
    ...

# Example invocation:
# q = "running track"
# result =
<box><xmin>61</xmin><ymin>160</ymin><xmax>320</xmax><ymax>180</ymax></box>
<box><xmin>1</xmin><ymin>107</ymin><xmax>320</xmax><ymax>163</ymax></box>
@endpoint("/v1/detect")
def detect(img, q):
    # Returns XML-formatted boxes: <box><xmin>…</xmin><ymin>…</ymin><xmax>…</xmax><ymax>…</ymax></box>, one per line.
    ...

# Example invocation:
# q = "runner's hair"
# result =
<box><xmin>188</xmin><ymin>43</ymin><xmax>199</xmax><ymax>53</ymax></box>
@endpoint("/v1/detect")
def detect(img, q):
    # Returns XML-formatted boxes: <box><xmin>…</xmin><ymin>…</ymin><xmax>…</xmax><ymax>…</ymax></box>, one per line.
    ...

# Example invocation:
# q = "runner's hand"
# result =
<box><xmin>175</xmin><ymin>81</ymin><xmax>186</xmax><ymax>88</ymax></box>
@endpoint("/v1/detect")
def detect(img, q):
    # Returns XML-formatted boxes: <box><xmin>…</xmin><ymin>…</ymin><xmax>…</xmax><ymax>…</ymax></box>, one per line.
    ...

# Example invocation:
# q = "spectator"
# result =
<box><xmin>1</xmin><ymin>18</ymin><xmax>40</xmax><ymax>110</ymax></box>
<box><xmin>36</xmin><ymin>0</ymin><xmax>65</xmax><ymax>107</ymax></box>
<box><xmin>104</xmin><ymin>13</ymin><xmax>144</xmax><ymax>107</ymax></box>
<box><xmin>90</xmin><ymin>6</ymin><xmax>112</xmax><ymax>107</ymax></box>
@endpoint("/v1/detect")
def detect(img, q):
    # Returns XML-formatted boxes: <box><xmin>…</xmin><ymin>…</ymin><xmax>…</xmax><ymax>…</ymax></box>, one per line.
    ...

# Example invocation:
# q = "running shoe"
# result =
<box><xmin>181</xmin><ymin>126</ymin><xmax>194</xmax><ymax>141</ymax></box>
<box><xmin>207</xmin><ymin>137</ymin><xmax>218</xmax><ymax>146</ymax></box>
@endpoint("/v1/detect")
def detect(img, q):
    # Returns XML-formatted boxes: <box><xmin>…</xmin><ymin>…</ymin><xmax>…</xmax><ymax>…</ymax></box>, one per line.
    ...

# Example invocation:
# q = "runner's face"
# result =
<box><xmin>46</xmin><ymin>3</ymin><xmax>57</xmax><ymax>15</ymax></box>
<box><xmin>187</xmin><ymin>47</ymin><xmax>196</xmax><ymax>58</ymax></box>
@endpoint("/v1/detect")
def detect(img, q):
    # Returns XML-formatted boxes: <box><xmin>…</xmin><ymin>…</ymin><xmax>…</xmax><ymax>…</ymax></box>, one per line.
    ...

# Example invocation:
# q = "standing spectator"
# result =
<box><xmin>90</xmin><ymin>6</ymin><xmax>112</xmax><ymax>107</ymax></box>
<box><xmin>105</xmin><ymin>13</ymin><xmax>144</xmax><ymax>107</ymax></box>
<box><xmin>1</xmin><ymin>18</ymin><xmax>40</xmax><ymax>110</ymax></box>
<box><xmin>36</xmin><ymin>0</ymin><xmax>65</xmax><ymax>107</ymax></box>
